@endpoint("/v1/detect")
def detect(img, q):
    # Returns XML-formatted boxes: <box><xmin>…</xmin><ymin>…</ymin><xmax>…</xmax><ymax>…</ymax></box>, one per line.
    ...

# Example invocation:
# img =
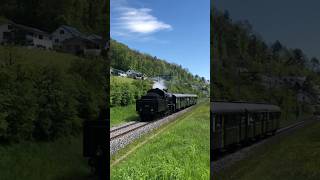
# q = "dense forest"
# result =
<box><xmin>110</xmin><ymin>40</ymin><xmax>209</xmax><ymax>99</ymax></box>
<box><xmin>211</xmin><ymin>7</ymin><xmax>320</xmax><ymax>121</ymax></box>
<box><xmin>0</xmin><ymin>0</ymin><xmax>108</xmax><ymax>38</ymax></box>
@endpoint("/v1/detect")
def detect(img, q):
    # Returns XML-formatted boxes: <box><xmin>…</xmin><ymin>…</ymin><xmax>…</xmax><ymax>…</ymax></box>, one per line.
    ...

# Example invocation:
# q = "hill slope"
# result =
<box><xmin>110</xmin><ymin>40</ymin><xmax>209</xmax><ymax>97</ymax></box>
<box><xmin>211</xmin><ymin>8</ymin><xmax>320</xmax><ymax>124</ymax></box>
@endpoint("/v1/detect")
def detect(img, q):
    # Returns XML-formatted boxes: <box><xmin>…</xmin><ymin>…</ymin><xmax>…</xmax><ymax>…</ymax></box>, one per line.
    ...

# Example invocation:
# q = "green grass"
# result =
<box><xmin>0</xmin><ymin>135</ymin><xmax>93</xmax><ymax>180</ymax></box>
<box><xmin>0</xmin><ymin>46</ymin><xmax>82</xmax><ymax>69</ymax></box>
<box><xmin>111</xmin><ymin>76</ymin><xmax>136</xmax><ymax>84</ymax></box>
<box><xmin>0</xmin><ymin>46</ymin><xmax>100</xmax><ymax>179</ymax></box>
<box><xmin>111</xmin><ymin>102</ymin><xmax>210</xmax><ymax>180</ymax></box>
<box><xmin>215</xmin><ymin>120</ymin><xmax>320</xmax><ymax>180</ymax></box>
<box><xmin>110</xmin><ymin>104</ymin><xmax>139</xmax><ymax>127</ymax></box>
<box><xmin>280</xmin><ymin>113</ymin><xmax>312</xmax><ymax>128</ymax></box>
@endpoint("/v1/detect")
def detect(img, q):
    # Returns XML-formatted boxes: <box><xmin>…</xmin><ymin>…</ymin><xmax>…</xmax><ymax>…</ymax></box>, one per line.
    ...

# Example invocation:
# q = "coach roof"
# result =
<box><xmin>211</xmin><ymin>101</ymin><xmax>281</xmax><ymax>113</ymax></box>
<box><xmin>172</xmin><ymin>93</ymin><xmax>198</xmax><ymax>98</ymax></box>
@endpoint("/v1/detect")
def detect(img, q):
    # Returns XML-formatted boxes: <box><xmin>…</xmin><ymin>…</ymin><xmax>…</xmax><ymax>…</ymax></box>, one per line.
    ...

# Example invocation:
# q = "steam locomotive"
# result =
<box><xmin>136</xmin><ymin>88</ymin><xmax>198</xmax><ymax>120</ymax></box>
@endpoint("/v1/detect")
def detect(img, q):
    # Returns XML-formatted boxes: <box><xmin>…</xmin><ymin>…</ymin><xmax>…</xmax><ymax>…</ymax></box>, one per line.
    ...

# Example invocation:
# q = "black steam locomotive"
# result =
<box><xmin>211</xmin><ymin>101</ymin><xmax>281</xmax><ymax>156</ymax></box>
<box><xmin>136</xmin><ymin>88</ymin><xmax>198</xmax><ymax>120</ymax></box>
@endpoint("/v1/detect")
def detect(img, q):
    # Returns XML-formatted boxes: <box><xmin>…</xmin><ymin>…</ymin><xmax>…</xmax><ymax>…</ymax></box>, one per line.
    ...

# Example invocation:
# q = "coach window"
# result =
<box><xmin>215</xmin><ymin>114</ymin><xmax>222</xmax><ymax>130</ymax></box>
<box><xmin>248</xmin><ymin>114</ymin><xmax>254</xmax><ymax>124</ymax></box>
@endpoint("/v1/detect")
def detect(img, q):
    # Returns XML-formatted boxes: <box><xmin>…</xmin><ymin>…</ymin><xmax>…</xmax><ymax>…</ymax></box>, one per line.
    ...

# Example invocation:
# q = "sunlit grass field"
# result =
<box><xmin>0</xmin><ymin>46</ymin><xmax>82</xmax><ymax>69</ymax></box>
<box><xmin>111</xmin><ymin>102</ymin><xmax>210</xmax><ymax>180</ymax></box>
<box><xmin>110</xmin><ymin>104</ymin><xmax>139</xmax><ymax>127</ymax></box>
<box><xmin>215</xmin><ymin>120</ymin><xmax>320</xmax><ymax>180</ymax></box>
<box><xmin>111</xmin><ymin>76</ymin><xmax>135</xmax><ymax>84</ymax></box>
<box><xmin>0</xmin><ymin>136</ymin><xmax>92</xmax><ymax>180</ymax></box>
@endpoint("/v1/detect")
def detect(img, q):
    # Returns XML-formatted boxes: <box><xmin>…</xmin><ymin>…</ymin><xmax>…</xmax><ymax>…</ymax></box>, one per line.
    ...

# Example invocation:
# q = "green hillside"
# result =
<box><xmin>110</xmin><ymin>40</ymin><xmax>209</xmax><ymax>97</ymax></box>
<box><xmin>211</xmin><ymin>8</ymin><xmax>320</xmax><ymax>125</ymax></box>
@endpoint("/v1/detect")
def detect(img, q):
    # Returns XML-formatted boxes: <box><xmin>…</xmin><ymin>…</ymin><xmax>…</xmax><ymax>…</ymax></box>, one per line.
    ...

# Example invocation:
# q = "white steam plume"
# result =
<box><xmin>152</xmin><ymin>78</ymin><xmax>167</xmax><ymax>90</ymax></box>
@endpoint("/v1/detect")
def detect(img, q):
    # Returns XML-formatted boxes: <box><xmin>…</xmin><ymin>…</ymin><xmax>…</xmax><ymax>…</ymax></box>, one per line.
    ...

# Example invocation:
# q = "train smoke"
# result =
<box><xmin>152</xmin><ymin>78</ymin><xmax>167</xmax><ymax>90</ymax></box>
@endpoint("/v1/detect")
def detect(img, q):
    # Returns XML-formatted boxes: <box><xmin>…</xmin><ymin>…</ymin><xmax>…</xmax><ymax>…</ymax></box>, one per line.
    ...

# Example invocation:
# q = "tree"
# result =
<box><xmin>311</xmin><ymin>57</ymin><xmax>319</xmax><ymax>72</ymax></box>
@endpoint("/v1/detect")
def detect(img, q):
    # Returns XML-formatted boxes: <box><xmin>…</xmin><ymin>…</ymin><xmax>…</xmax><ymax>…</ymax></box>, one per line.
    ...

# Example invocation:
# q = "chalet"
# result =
<box><xmin>0</xmin><ymin>22</ymin><xmax>52</xmax><ymax>49</ymax></box>
<box><xmin>52</xmin><ymin>25</ymin><xmax>103</xmax><ymax>56</ymax></box>
<box><xmin>110</xmin><ymin>68</ymin><xmax>127</xmax><ymax>77</ymax></box>
<box><xmin>62</xmin><ymin>36</ymin><xmax>101</xmax><ymax>56</ymax></box>
<box><xmin>51</xmin><ymin>25</ymin><xmax>83</xmax><ymax>48</ymax></box>
<box><xmin>126</xmin><ymin>69</ymin><xmax>143</xmax><ymax>79</ymax></box>
<box><xmin>0</xmin><ymin>22</ymin><xmax>104</xmax><ymax>56</ymax></box>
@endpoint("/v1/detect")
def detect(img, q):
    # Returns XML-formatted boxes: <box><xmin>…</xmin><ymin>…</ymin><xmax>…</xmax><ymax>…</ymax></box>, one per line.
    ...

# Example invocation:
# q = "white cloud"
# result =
<box><xmin>111</xmin><ymin>1</ymin><xmax>172</xmax><ymax>37</ymax></box>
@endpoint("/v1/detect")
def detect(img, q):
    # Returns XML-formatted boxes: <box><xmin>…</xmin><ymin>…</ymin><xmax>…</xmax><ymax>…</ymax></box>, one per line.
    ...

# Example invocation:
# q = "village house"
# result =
<box><xmin>62</xmin><ymin>36</ymin><xmax>101</xmax><ymax>56</ymax></box>
<box><xmin>126</xmin><ymin>69</ymin><xmax>144</xmax><ymax>79</ymax></box>
<box><xmin>110</xmin><ymin>68</ymin><xmax>127</xmax><ymax>77</ymax></box>
<box><xmin>0</xmin><ymin>22</ymin><xmax>53</xmax><ymax>49</ymax></box>
<box><xmin>51</xmin><ymin>25</ymin><xmax>83</xmax><ymax>48</ymax></box>
<box><xmin>52</xmin><ymin>25</ymin><xmax>103</xmax><ymax>56</ymax></box>
<box><xmin>0</xmin><ymin>21</ymin><xmax>104</xmax><ymax>56</ymax></box>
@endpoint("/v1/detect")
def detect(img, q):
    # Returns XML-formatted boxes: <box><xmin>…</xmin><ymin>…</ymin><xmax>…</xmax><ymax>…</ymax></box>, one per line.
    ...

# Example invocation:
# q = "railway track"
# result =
<box><xmin>110</xmin><ymin>105</ymin><xmax>197</xmax><ymax>155</ymax></box>
<box><xmin>110</xmin><ymin>122</ymin><xmax>149</xmax><ymax>141</ymax></box>
<box><xmin>110</xmin><ymin>121</ymin><xmax>140</xmax><ymax>133</ymax></box>
<box><xmin>212</xmin><ymin>118</ymin><xmax>318</xmax><ymax>173</ymax></box>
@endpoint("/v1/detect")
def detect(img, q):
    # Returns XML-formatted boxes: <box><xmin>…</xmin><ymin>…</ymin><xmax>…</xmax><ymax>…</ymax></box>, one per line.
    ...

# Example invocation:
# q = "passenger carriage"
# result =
<box><xmin>211</xmin><ymin>101</ymin><xmax>281</xmax><ymax>155</ymax></box>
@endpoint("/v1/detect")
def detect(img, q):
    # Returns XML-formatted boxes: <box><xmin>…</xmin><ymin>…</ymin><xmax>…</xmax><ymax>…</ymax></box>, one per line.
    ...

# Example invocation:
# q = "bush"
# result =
<box><xmin>0</xmin><ymin>50</ymin><xmax>107</xmax><ymax>142</ymax></box>
<box><xmin>110</xmin><ymin>77</ymin><xmax>152</xmax><ymax>107</ymax></box>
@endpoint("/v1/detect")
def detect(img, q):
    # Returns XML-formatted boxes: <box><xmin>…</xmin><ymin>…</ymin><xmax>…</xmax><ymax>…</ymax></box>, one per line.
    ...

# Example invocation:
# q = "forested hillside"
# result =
<box><xmin>0</xmin><ymin>0</ymin><xmax>108</xmax><ymax>38</ymax></box>
<box><xmin>110</xmin><ymin>40</ymin><xmax>209</xmax><ymax>97</ymax></box>
<box><xmin>211</xmin><ymin>8</ymin><xmax>320</xmax><ymax>123</ymax></box>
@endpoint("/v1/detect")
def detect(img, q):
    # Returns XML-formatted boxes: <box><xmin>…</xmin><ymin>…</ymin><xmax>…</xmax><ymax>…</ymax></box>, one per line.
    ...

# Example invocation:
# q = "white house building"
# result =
<box><xmin>126</xmin><ymin>69</ymin><xmax>144</xmax><ymax>79</ymax></box>
<box><xmin>0</xmin><ymin>22</ymin><xmax>52</xmax><ymax>49</ymax></box>
<box><xmin>51</xmin><ymin>25</ymin><xmax>84</xmax><ymax>48</ymax></box>
<box><xmin>0</xmin><ymin>23</ymin><xmax>11</xmax><ymax>44</ymax></box>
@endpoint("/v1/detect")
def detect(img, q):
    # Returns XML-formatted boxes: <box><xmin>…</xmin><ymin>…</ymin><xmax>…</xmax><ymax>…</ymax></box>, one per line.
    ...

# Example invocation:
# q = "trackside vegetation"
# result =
<box><xmin>110</xmin><ymin>76</ymin><xmax>152</xmax><ymax>107</ymax></box>
<box><xmin>110</xmin><ymin>76</ymin><xmax>151</xmax><ymax>126</ymax></box>
<box><xmin>0</xmin><ymin>46</ymin><xmax>107</xmax><ymax>142</ymax></box>
<box><xmin>214</xmin><ymin>121</ymin><xmax>320</xmax><ymax>180</ymax></box>
<box><xmin>111</xmin><ymin>101</ymin><xmax>210</xmax><ymax>180</ymax></box>
<box><xmin>110</xmin><ymin>105</ymin><xmax>138</xmax><ymax>127</ymax></box>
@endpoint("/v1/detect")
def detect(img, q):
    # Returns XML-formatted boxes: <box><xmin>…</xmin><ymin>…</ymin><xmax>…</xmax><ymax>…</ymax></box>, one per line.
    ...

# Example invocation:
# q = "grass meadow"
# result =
<box><xmin>0</xmin><ymin>46</ymin><xmax>79</xmax><ymax>69</ymax></box>
<box><xmin>215</xmin><ymin>120</ymin><xmax>320</xmax><ymax>180</ymax></box>
<box><xmin>110</xmin><ymin>104</ymin><xmax>139</xmax><ymax>127</ymax></box>
<box><xmin>0</xmin><ymin>135</ymin><xmax>94</xmax><ymax>180</ymax></box>
<box><xmin>111</xmin><ymin>101</ymin><xmax>210</xmax><ymax>180</ymax></box>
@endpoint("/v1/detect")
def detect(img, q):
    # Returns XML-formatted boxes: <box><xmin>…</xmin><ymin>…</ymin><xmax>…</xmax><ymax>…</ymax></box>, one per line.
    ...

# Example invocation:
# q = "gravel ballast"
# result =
<box><xmin>110</xmin><ymin>106</ymin><xmax>195</xmax><ymax>155</ymax></box>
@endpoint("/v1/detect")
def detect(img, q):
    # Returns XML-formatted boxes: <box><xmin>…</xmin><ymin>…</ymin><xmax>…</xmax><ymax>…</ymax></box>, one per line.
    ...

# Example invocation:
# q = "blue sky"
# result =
<box><xmin>111</xmin><ymin>0</ymin><xmax>210</xmax><ymax>80</ymax></box>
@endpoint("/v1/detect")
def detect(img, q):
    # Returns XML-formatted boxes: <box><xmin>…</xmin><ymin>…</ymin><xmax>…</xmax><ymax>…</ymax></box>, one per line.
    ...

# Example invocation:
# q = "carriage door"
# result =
<box><xmin>221</xmin><ymin>114</ymin><xmax>225</xmax><ymax>148</ymax></box>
